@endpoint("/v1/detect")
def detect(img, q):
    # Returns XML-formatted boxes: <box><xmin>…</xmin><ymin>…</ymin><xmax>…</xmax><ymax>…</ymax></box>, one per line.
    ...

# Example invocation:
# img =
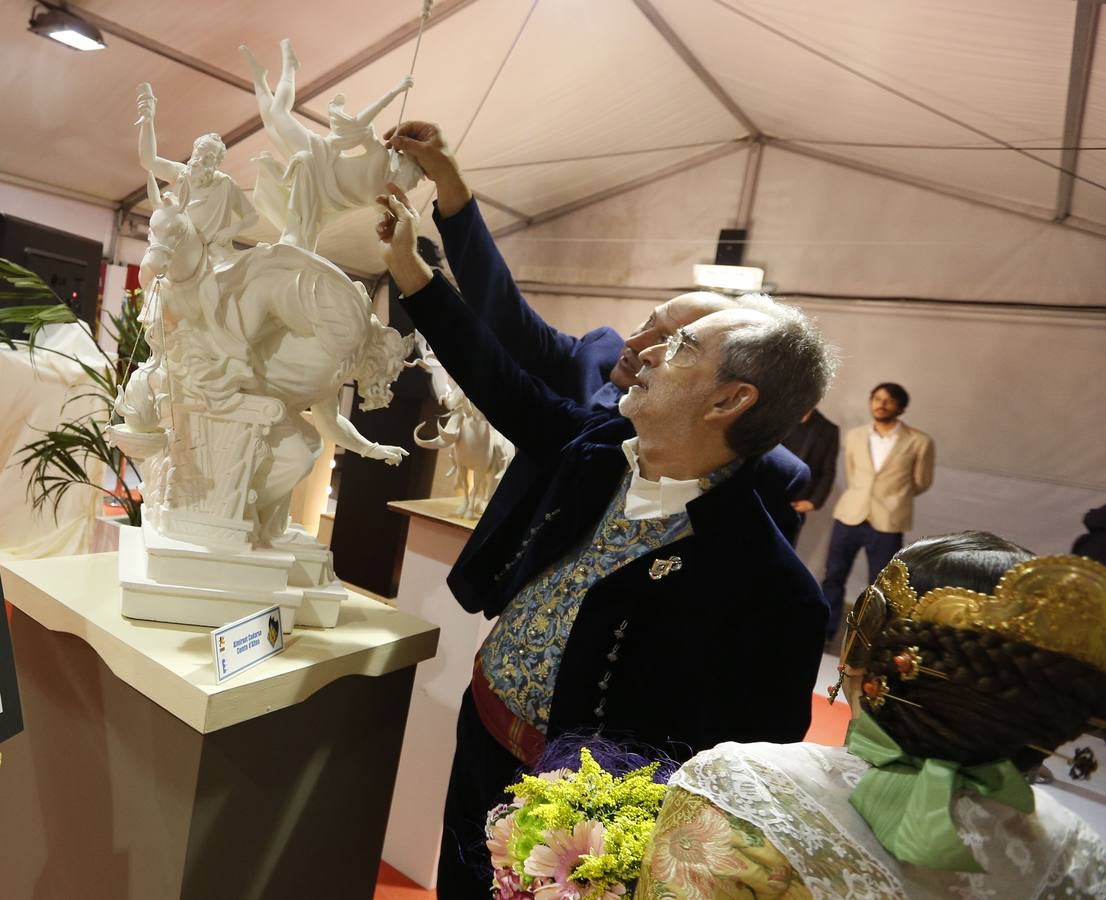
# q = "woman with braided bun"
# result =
<box><xmin>636</xmin><ymin>531</ymin><xmax>1106</xmax><ymax>898</ymax></box>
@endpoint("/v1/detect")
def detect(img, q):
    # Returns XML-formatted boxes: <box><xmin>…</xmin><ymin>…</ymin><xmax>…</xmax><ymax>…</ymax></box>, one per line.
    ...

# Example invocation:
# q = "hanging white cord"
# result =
<box><xmin>151</xmin><ymin>275</ymin><xmax>178</xmax><ymax>434</ymax></box>
<box><xmin>117</xmin><ymin>299</ymin><xmax>145</xmax><ymax>380</ymax></box>
<box><xmin>389</xmin><ymin>0</ymin><xmax>434</xmax><ymax>174</ymax></box>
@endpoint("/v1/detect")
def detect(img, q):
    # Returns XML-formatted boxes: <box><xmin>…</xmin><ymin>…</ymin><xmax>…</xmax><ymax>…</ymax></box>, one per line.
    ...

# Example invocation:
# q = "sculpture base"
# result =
<box><xmin>119</xmin><ymin>524</ymin><xmax>302</xmax><ymax>632</ymax></box>
<box><xmin>271</xmin><ymin>523</ymin><xmax>348</xmax><ymax>628</ymax></box>
<box><xmin>117</xmin><ymin>522</ymin><xmax>350</xmax><ymax>631</ymax></box>
<box><xmin>295</xmin><ymin>580</ymin><xmax>347</xmax><ymax>629</ymax></box>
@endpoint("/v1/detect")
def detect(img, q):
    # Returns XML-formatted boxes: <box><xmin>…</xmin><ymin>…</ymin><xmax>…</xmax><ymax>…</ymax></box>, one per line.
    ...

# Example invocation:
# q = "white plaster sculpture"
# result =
<box><xmin>241</xmin><ymin>40</ymin><xmax>423</xmax><ymax>252</ymax></box>
<box><xmin>136</xmin><ymin>83</ymin><xmax>258</xmax><ymax>264</ymax></box>
<box><xmin>108</xmin><ymin>72</ymin><xmax>420</xmax><ymax>631</ymax></box>
<box><xmin>412</xmin><ymin>334</ymin><xmax>514</xmax><ymax>519</ymax></box>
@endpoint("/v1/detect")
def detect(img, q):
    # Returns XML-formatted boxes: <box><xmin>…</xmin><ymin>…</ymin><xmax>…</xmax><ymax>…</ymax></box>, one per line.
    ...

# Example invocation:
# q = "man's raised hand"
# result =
<box><xmin>383</xmin><ymin>121</ymin><xmax>471</xmax><ymax>215</ymax></box>
<box><xmin>375</xmin><ymin>184</ymin><xmax>432</xmax><ymax>296</ymax></box>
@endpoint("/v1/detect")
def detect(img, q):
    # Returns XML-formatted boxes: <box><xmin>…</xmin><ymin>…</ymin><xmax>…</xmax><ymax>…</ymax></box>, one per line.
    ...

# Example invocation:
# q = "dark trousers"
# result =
<box><xmin>437</xmin><ymin>687</ymin><xmax>527</xmax><ymax>900</ymax></box>
<box><xmin>821</xmin><ymin>520</ymin><xmax>903</xmax><ymax>640</ymax></box>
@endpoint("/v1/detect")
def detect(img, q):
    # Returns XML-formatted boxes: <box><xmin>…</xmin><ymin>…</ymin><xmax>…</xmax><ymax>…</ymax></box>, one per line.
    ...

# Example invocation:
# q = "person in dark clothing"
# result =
<box><xmin>1072</xmin><ymin>503</ymin><xmax>1106</xmax><ymax>565</ymax></box>
<box><xmin>376</xmin><ymin>184</ymin><xmax>837</xmax><ymax>900</ymax></box>
<box><xmin>383</xmin><ymin>121</ymin><xmax>811</xmax><ymax>546</ymax></box>
<box><xmin>781</xmin><ymin>407</ymin><xmax>840</xmax><ymax>543</ymax></box>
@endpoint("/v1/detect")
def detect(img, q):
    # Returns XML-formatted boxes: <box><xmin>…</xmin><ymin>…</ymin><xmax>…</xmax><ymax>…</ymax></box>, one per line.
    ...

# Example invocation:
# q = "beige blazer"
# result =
<box><xmin>832</xmin><ymin>422</ymin><xmax>935</xmax><ymax>533</ymax></box>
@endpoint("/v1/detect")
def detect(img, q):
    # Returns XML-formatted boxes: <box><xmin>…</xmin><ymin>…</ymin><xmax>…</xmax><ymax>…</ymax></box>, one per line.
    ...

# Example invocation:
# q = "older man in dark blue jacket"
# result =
<box><xmin>376</xmin><ymin>181</ymin><xmax>836</xmax><ymax>899</ymax></box>
<box><xmin>386</xmin><ymin>122</ymin><xmax>810</xmax><ymax>547</ymax></box>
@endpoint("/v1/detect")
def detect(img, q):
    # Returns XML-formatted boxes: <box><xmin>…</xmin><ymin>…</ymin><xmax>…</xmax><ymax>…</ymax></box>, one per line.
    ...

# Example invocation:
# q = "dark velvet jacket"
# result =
<box><xmin>404</xmin><ymin>272</ymin><xmax>827</xmax><ymax>755</ymax></box>
<box><xmin>433</xmin><ymin>198</ymin><xmax>810</xmax><ymax>546</ymax></box>
<box><xmin>782</xmin><ymin>408</ymin><xmax>841</xmax><ymax>510</ymax></box>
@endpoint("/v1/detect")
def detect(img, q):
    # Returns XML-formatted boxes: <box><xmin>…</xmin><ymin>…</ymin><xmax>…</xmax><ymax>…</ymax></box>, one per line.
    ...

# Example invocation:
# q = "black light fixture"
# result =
<box><xmin>28</xmin><ymin>5</ymin><xmax>106</xmax><ymax>52</ymax></box>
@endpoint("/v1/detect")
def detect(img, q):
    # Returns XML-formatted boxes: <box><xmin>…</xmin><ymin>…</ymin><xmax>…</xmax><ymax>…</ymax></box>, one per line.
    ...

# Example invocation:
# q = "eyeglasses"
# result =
<box><xmin>663</xmin><ymin>329</ymin><xmax>701</xmax><ymax>368</ymax></box>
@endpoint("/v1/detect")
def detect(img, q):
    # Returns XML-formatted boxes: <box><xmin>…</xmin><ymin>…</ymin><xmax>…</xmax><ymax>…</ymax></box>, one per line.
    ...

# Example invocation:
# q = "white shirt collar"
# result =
<box><xmin>868</xmin><ymin>421</ymin><xmax>902</xmax><ymax>473</ymax></box>
<box><xmin>621</xmin><ymin>438</ymin><xmax>704</xmax><ymax>520</ymax></box>
<box><xmin>870</xmin><ymin>420</ymin><xmax>902</xmax><ymax>439</ymax></box>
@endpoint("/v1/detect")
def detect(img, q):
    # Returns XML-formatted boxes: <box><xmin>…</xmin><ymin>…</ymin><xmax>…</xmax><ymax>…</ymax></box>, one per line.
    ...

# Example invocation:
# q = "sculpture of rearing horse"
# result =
<box><xmin>136</xmin><ymin>174</ymin><xmax>412</xmax><ymax>544</ymax></box>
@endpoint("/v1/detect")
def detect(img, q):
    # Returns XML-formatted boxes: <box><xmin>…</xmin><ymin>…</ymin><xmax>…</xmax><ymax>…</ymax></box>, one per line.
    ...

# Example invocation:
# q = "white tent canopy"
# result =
<box><xmin>2</xmin><ymin>0</ymin><xmax>1104</xmax><ymax>563</ymax></box>
<box><xmin>4</xmin><ymin>0</ymin><xmax>1106</xmax><ymax>272</ymax></box>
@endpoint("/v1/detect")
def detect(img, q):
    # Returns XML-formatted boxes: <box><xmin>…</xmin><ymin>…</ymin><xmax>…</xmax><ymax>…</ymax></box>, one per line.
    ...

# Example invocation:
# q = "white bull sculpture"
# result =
<box><xmin>411</xmin><ymin>336</ymin><xmax>514</xmax><ymax>520</ymax></box>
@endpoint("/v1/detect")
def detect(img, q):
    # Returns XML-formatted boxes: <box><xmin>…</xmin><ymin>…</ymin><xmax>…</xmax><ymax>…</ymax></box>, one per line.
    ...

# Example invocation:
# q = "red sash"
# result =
<box><xmin>471</xmin><ymin>657</ymin><xmax>546</xmax><ymax>768</ymax></box>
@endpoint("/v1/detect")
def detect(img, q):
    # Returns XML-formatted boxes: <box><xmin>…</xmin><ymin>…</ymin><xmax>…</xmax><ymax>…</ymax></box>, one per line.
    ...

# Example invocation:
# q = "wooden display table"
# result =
<box><xmin>381</xmin><ymin>499</ymin><xmax>493</xmax><ymax>888</ymax></box>
<box><xmin>0</xmin><ymin>552</ymin><xmax>438</xmax><ymax>900</ymax></box>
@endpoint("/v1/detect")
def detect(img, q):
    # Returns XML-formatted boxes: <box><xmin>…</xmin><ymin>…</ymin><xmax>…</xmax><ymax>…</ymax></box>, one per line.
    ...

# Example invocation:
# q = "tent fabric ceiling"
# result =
<box><xmin>2</xmin><ymin>0</ymin><xmax>1105</xmax><ymax>274</ymax></box>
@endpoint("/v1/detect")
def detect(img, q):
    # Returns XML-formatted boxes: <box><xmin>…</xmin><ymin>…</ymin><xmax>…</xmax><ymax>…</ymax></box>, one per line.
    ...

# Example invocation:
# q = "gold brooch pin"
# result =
<box><xmin>649</xmin><ymin>557</ymin><xmax>683</xmax><ymax>581</ymax></box>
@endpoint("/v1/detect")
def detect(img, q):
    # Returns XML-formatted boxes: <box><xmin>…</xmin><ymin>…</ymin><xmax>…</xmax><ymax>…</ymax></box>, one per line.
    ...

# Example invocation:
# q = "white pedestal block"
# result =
<box><xmin>117</xmin><ymin>516</ymin><xmax>353</xmax><ymax>632</ymax></box>
<box><xmin>119</xmin><ymin>524</ymin><xmax>302</xmax><ymax>631</ymax></box>
<box><xmin>272</xmin><ymin>523</ymin><xmax>348</xmax><ymax>628</ymax></box>
<box><xmin>294</xmin><ymin>580</ymin><xmax>347</xmax><ymax>628</ymax></box>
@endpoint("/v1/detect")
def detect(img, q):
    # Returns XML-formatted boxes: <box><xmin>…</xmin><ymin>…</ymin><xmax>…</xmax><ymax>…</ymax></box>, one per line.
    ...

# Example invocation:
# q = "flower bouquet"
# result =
<box><xmin>486</xmin><ymin>746</ymin><xmax>667</xmax><ymax>899</ymax></box>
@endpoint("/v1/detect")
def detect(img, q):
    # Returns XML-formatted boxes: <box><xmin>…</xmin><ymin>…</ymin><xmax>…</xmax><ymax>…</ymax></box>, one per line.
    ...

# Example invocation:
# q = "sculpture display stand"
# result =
<box><xmin>109</xmin><ymin>43</ymin><xmax>422</xmax><ymax>630</ymax></box>
<box><xmin>0</xmin><ymin>552</ymin><xmax>439</xmax><ymax>900</ymax></box>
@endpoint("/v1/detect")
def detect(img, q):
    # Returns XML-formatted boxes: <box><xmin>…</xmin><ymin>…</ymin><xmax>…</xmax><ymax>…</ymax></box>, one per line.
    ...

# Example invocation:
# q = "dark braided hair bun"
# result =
<box><xmin>866</xmin><ymin>617</ymin><xmax>1106</xmax><ymax>771</ymax></box>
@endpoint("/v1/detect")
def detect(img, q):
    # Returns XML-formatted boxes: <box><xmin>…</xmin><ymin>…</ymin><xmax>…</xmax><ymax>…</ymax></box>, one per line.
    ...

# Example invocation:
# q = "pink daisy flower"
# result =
<box><xmin>487</xmin><ymin>813</ymin><xmax>517</xmax><ymax>869</ymax></box>
<box><xmin>525</xmin><ymin>820</ymin><xmax>606</xmax><ymax>899</ymax></box>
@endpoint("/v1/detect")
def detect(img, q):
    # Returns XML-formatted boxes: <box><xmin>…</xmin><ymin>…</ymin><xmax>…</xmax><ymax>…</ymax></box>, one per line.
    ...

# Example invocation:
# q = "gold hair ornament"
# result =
<box><xmin>911</xmin><ymin>555</ymin><xmax>1106</xmax><ymax>673</ymax></box>
<box><xmin>828</xmin><ymin>553</ymin><xmax>1106</xmax><ymax>779</ymax></box>
<box><xmin>830</xmin><ymin>554</ymin><xmax>1106</xmax><ymax>692</ymax></box>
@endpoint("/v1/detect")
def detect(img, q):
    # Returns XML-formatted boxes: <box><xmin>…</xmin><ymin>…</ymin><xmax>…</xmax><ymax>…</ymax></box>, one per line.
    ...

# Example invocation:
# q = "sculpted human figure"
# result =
<box><xmin>136</xmin><ymin>83</ymin><xmax>258</xmax><ymax>264</ymax></box>
<box><xmin>124</xmin><ymin>163</ymin><xmax>411</xmax><ymax>547</ymax></box>
<box><xmin>240</xmin><ymin>39</ymin><xmax>422</xmax><ymax>251</ymax></box>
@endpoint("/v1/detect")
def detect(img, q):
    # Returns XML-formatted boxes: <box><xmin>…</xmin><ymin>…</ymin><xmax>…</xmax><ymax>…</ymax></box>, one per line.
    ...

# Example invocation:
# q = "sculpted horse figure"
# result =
<box><xmin>411</xmin><ymin>336</ymin><xmax>514</xmax><ymax>520</ymax></box>
<box><xmin>136</xmin><ymin>174</ymin><xmax>411</xmax><ymax>543</ymax></box>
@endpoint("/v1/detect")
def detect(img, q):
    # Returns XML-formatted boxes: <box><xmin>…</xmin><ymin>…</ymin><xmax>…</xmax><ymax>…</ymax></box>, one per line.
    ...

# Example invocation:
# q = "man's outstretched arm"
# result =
<box><xmin>376</xmin><ymin>188</ymin><xmax>601</xmax><ymax>460</ymax></box>
<box><xmin>384</xmin><ymin>122</ymin><xmax>601</xmax><ymax>398</ymax></box>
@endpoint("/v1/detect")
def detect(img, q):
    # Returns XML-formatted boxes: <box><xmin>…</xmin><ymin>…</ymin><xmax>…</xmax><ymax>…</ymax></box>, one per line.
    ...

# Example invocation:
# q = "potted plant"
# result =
<box><xmin>0</xmin><ymin>258</ymin><xmax>146</xmax><ymax>526</ymax></box>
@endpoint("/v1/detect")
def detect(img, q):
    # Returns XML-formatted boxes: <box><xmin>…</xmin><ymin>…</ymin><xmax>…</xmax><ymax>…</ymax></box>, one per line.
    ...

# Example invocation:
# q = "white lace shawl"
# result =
<box><xmin>669</xmin><ymin>742</ymin><xmax>1106</xmax><ymax>899</ymax></box>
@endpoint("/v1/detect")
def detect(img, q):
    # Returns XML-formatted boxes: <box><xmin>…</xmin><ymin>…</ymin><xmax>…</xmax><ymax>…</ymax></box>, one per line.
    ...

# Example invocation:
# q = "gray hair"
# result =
<box><xmin>716</xmin><ymin>293</ymin><xmax>838</xmax><ymax>458</ymax></box>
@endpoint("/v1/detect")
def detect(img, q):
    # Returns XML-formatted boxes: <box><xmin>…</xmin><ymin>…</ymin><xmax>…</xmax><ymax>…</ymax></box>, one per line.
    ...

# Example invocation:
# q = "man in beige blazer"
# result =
<box><xmin>822</xmin><ymin>382</ymin><xmax>935</xmax><ymax>642</ymax></box>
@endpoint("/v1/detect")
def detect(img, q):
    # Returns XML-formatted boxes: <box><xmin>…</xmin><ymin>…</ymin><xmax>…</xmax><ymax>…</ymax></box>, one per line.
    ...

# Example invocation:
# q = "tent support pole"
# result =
<box><xmin>1054</xmin><ymin>0</ymin><xmax>1101</xmax><ymax>222</ymax></box>
<box><xmin>736</xmin><ymin>139</ymin><xmax>763</xmax><ymax>229</ymax></box>
<box><xmin>770</xmin><ymin>140</ymin><xmax>1106</xmax><ymax>241</ymax></box>
<box><xmin>630</xmin><ymin>0</ymin><xmax>761</xmax><ymax>137</ymax></box>
<box><xmin>491</xmin><ymin>140</ymin><xmax>749</xmax><ymax>239</ymax></box>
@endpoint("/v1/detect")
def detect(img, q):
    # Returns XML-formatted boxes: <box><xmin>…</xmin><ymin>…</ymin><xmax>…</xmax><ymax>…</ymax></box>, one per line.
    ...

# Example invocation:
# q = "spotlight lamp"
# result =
<box><xmin>28</xmin><ymin>5</ymin><xmax>107</xmax><ymax>51</ymax></box>
<box><xmin>692</xmin><ymin>263</ymin><xmax>765</xmax><ymax>295</ymax></box>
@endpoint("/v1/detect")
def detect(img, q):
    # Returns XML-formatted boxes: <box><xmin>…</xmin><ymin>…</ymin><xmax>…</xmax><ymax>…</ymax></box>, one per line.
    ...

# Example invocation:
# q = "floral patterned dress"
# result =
<box><xmin>635</xmin><ymin>743</ymin><xmax>1106</xmax><ymax>899</ymax></box>
<box><xmin>637</xmin><ymin>787</ymin><xmax>810</xmax><ymax>899</ymax></box>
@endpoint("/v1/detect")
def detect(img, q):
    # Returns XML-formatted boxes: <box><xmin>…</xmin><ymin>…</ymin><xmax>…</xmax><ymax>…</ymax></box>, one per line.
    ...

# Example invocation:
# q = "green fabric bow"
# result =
<box><xmin>845</xmin><ymin>712</ymin><xmax>1035</xmax><ymax>872</ymax></box>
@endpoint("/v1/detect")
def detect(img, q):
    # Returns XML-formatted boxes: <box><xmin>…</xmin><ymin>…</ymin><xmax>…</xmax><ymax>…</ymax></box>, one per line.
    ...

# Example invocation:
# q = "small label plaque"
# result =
<box><xmin>211</xmin><ymin>605</ymin><xmax>284</xmax><ymax>683</ymax></box>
